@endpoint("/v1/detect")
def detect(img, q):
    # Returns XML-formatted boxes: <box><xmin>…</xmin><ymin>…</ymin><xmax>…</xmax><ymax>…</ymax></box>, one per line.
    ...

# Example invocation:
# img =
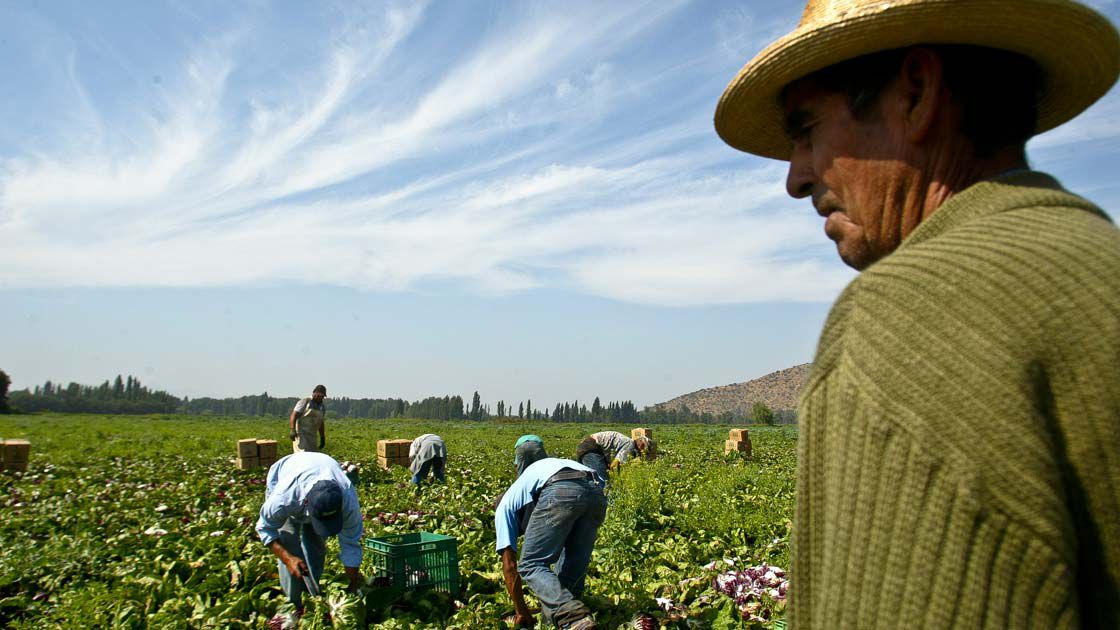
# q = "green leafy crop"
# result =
<box><xmin>0</xmin><ymin>414</ymin><xmax>795</xmax><ymax>629</ymax></box>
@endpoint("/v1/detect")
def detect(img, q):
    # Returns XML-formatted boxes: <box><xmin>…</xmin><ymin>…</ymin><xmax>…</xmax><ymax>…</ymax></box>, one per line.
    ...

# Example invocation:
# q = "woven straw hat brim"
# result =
<box><xmin>715</xmin><ymin>0</ymin><xmax>1120</xmax><ymax>161</ymax></box>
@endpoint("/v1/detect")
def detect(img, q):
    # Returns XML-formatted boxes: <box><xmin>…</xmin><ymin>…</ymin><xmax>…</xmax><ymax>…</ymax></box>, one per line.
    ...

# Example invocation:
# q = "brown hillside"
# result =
<box><xmin>655</xmin><ymin>363</ymin><xmax>811</xmax><ymax>415</ymax></box>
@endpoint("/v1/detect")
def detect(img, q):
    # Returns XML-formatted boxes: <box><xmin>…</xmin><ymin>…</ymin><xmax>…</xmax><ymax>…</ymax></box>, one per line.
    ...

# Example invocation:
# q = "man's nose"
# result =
<box><xmin>785</xmin><ymin>144</ymin><xmax>814</xmax><ymax>199</ymax></box>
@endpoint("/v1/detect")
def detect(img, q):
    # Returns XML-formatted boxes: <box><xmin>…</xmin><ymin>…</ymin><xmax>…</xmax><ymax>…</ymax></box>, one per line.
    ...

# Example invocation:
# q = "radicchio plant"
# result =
<box><xmin>711</xmin><ymin>563</ymin><xmax>789</xmax><ymax>622</ymax></box>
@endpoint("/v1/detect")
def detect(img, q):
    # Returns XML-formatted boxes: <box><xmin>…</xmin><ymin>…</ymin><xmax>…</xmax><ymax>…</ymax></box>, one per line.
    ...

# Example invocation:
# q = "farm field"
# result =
<box><xmin>0</xmin><ymin>414</ymin><xmax>796</xmax><ymax>629</ymax></box>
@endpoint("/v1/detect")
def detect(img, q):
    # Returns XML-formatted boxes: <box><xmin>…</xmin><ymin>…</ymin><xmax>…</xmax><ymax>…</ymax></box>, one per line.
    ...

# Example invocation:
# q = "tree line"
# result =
<box><xmin>1</xmin><ymin>371</ymin><xmax>794</xmax><ymax>424</ymax></box>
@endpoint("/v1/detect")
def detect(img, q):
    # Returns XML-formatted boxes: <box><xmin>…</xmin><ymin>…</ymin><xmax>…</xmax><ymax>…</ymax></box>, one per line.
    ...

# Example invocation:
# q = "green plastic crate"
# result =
<box><xmin>364</xmin><ymin>532</ymin><xmax>459</xmax><ymax>595</ymax></box>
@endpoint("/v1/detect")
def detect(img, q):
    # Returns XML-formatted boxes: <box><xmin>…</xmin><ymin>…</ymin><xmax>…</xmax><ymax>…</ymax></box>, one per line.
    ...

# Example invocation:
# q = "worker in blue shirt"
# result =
<box><xmin>255</xmin><ymin>452</ymin><xmax>364</xmax><ymax>626</ymax></box>
<box><xmin>495</xmin><ymin>457</ymin><xmax>607</xmax><ymax>630</ymax></box>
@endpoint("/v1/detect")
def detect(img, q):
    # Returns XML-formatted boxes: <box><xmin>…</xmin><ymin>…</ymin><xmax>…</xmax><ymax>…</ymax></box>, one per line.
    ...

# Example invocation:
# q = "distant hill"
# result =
<box><xmin>654</xmin><ymin>364</ymin><xmax>812</xmax><ymax>416</ymax></box>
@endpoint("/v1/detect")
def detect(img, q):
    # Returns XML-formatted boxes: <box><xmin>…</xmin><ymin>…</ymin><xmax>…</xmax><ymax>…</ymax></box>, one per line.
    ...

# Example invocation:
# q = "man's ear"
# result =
<box><xmin>898</xmin><ymin>47</ymin><xmax>947</xmax><ymax>144</ymax></box>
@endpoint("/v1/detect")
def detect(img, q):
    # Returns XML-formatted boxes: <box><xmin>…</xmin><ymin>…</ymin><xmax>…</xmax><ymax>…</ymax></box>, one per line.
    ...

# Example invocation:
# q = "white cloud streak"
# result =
<box><xmin>3</xmin><ymin>0</ymin><xmax>989</xmax><ymax>306</ymax></box>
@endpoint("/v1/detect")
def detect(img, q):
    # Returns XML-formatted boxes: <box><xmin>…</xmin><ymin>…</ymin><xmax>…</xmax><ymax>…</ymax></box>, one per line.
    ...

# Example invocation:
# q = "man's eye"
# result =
<box><xmin>791</xmin><ymin>124</ymin><xmax>813</xmax><ymax>143</ymax></box>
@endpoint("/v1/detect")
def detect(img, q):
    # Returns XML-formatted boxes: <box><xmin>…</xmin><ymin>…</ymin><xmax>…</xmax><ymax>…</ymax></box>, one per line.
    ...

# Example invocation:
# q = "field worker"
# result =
<box><xmin>256</xmin><ymin>451</ymin><xmax>363</xmax><ymax>627</ymax></box>
<box><xmin>409</xmin><ymin>433</ymin><xmax>447</xmax><ymax>487</ymax></box>
<box><xmin>714</xmin><ymin>0</ymin><xmax>1120</xmax><ymax>626</ymax></box>
<box><xmin>514</xmin><ymin>434</ymin><xmax>547</xmax><ymax>477</ymax></box>
<box><xmin>586</xmin><ymin>431</ymin><xmax>654</xmax><ymax>474</ymax></box>
<box><xmin>495</xmin><ymin>457</ymin><xmax>606</xmax><ymax>630</ymax></box>
<box><xmin>289</xmin><ymin>385</ymin><xmax>327</xmax><ymax>453</ymax></box>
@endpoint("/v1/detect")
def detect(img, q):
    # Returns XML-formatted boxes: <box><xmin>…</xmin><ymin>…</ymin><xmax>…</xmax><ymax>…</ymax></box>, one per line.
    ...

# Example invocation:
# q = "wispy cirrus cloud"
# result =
<box><xmin>49</xmin><ymin>0</ymin><xmax>1120</xmax><ymax>305</ymax></box>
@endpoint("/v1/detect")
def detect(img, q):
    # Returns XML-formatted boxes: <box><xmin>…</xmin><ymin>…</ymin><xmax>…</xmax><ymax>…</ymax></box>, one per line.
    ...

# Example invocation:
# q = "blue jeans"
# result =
<box><xmin>578</xmin><ymin>452</ymin><xmax>608</xmax><ymax>484</ymax></box>
<box><xmin>518</xmin><ymin>478</ymin><xmax>608</xmax><ymax>628</ymax></box>
<box><xmin>276</xmin><ymin>519</ymin><xmax>326</xmax><ymax>610</ymax></box>
<box><xmin>410</xmin><ymin>457</ymin><xmax>446</xmax><ymax>485</ymax></box>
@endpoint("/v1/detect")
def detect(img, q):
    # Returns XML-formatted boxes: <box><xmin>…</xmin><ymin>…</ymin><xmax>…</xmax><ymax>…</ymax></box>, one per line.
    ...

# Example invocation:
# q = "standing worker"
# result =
<box><xmin>409</xmin><ymin>433</ymin><xmax>447</xmax><ymax>487</ymax></box>
<box><xmin>714</xmin><ymin>0</ymin><xmax>1120</xmax><ymax>626</ymax></box>
<box><xmin>496</xmin><ymin>457</ymin><xmax>606</xmax><ymax>630</ymax></box>
<box><xmin>256</xmin><ymin>451</ymin><xmax>364</xmax><ymax>628</ymax></box>
<box><xmin>289</xmin><ymin>385</ymin><xmax>327</xmax><ymax>453</ymax></box>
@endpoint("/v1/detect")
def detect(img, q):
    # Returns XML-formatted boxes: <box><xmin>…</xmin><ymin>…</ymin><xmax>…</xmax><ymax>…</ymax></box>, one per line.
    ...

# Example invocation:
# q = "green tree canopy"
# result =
<box><xmin>0</xmin><ymin>369</ymin><xmax>11</xmax><ymax>413</ymax></box>
<box><xmin>751</xmin><ymin>401</ymin><xmax>774</xmax><ymax>425</ymax></box>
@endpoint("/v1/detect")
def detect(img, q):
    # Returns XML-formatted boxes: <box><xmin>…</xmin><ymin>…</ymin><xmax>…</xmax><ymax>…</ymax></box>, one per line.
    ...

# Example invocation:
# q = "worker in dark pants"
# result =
<box><xmin>409</xmin><ymin>433</ymin><xmax>447</xmax><ymax>489</ymax></box>
<box><xmin>496</xmin><ymin>457</ymin><xmax>607</xmax><ymax>630</ymax></box>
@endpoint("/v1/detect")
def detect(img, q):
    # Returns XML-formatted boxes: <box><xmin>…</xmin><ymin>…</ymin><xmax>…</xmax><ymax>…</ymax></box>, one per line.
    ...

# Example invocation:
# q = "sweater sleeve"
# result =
<box><xmin>792</xmin><ymin>364</ymin><xmax>1079</xmax><ymax>629</ymax></box>
<box><xmin>1038</xmin><ymin>268</ymin><xmax>1120</xmax><ymax>627</ymax></box>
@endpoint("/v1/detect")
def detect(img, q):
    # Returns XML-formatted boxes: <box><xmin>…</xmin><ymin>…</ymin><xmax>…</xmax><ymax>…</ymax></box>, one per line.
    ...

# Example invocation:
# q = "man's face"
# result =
<box><xmin>313</xmin><ymin>391</ymin><xmax>325</xmax><ymax>403</ymax></box>
<box><xmin>782</xmin><ymin>80</ymin><xmax>908</xmax><ymax>270</ymax></box>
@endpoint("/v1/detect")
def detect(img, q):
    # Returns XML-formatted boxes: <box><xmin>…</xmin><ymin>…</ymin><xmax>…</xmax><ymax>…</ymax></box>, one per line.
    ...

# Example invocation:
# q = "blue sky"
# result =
<box><xmin>2</xmin><ymin>1</ymin><xmax>1118</xmax><ymax>408</ymax></box>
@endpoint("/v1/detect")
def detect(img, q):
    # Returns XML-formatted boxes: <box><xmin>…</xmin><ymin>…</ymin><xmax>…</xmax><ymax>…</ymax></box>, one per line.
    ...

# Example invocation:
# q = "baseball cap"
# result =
<box><xmin>515</xmin><ymin>434</ymin><xmax>543</xmax><ymax>447</ymax></box>
<box><xmin>307</xmin><ymin>479</ymin><xmax>344</xmax><ymax>537</ymax></box>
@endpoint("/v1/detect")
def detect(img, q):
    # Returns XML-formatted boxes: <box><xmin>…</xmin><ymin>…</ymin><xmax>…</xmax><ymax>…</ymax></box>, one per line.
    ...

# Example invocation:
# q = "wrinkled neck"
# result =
<box><xmin>904</xmin><ymin>140</ymin><xmax>1029</xmax><ymax>239</ymax></box>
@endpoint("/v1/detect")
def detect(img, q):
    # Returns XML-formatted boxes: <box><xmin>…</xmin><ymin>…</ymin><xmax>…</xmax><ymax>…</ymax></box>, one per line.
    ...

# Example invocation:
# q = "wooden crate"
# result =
<box><xmin>725</xmin><ymin>439</ymin><xmax>752</xmax><ymax>456</ymax></box>
<box><xmin>377</xmin><ymin>455</ymin><xmax>410</xmax><ymax>470</ymax></box>
<box><xmin>256</xmin><ymin>440</ymin><xmax>278</xmax><ymax>459</ymax></box>
<box><xmin>237</xmin><ymin>439</ymin><xmax>259</xmax><ymax>458</ymax></box>
<box><xmin>631</xmin><ymin>428</ymin><xmax>653</xmax><ymax>440</ymax></box>
<box><xmin>728</xmin><ymin>428</ymin><xmax>750</xmax><ymax>441</ymax></box>
<box><xmin>259</xmin><ymin>456</ymin><xmax>277</xmax><ymax>470</ymax></box>
<box><xmin>2</xmin><ymin>439</ymin><xmax>31</xmax><ymax>463</ymax></box>
<box><xmin>237</xmin><ymin>456</ymin><xmax>260</xmax><ymax>470</ymax></box>
<box><xmin>1</xmin><ymin>440</ymin><xmax>30</xmax><ymax>473</ymax></box>
<box><xmin>377</xmin><ymin>439</ymin><xmax>413</xmax><ymax>458</ymax></box>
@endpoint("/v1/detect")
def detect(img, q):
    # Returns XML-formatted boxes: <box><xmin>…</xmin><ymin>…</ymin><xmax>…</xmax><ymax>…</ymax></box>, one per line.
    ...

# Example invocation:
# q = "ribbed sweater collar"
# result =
<box><xmin>895</xmin><ymin>170</ymin><xmax>1107</xmax><ymax>254</ymax></box>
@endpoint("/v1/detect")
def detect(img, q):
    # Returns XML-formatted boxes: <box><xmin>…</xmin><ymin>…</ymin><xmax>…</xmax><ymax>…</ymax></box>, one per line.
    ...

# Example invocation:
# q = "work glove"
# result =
<box><xmin>289</xmin><ymin>429</ymin><xmax>298</xmax><ymax>441</ymax></box>
<box><xmin>319</xmin><ymin>436</ymin><xmax>326</xmax><ymax>449</ymax></box>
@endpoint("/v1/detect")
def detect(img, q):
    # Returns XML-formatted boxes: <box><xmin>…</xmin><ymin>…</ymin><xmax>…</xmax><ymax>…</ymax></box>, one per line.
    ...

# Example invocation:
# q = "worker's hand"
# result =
<box><xmin>289</xmin><ymin>429</ymin><xmax>298</xmax><ymax>441</ymax></box>
<box><xmin>609</xmin><ymin>460</ymin><xmax>622</xmax><ymax>473</ymax></box>
<box><xmin>283</xmin><ymin>555</ymin><xmax>309</xmax><ymax>578</ymax></box>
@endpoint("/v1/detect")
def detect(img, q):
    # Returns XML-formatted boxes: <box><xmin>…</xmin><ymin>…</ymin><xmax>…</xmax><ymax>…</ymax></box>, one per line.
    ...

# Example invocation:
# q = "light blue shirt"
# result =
<box><xmin>494</xmin><ymin>458</ymin><xmax>600</xmax><ymax>554</ymax></box>
<box><xmin>256</xmin><ymin>452</ymin><xmax>364</xmax><ymax>567</ymax></box>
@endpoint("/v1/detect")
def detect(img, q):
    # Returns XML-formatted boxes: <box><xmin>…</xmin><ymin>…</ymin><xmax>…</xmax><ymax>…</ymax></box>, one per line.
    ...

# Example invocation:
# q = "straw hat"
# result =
<box><xmin>715</xmin><ymin>0</ymin><xmax>1120</xmax><ymax>160</ymax></box>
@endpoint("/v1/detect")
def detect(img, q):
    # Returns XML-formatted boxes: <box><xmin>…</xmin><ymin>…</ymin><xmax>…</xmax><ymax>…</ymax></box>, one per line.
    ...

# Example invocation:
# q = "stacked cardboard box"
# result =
<box><xmin>377</xmin><ymin>439</ymin><xmax>413</xmax><ymax>470</ymax></box>
<box><xmin>237</xmin><ymin>439</ymin><xmax>260</xmax><ymax>470</ymax></box>
<box><xmin>1</xmin><ymin>439</ymin><xmax>31</xmax><ymax>473</ymax></box>
<box><xmin>257</xmin><ymin>440</ymin><xmax>278</xmax><ymax>469</ymax></box>
<box><xmin>630</xmin><ymin>427</ymin><xmax>657</xmax><ymax>460</ymax></box>
<box><xmin>725</xmin><ymin>428</ymin><xmax>752</xmax><ymax>456</ymax></box>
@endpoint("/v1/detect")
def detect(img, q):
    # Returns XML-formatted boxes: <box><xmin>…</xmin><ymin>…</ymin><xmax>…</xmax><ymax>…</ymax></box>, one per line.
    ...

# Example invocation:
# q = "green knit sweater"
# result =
<box><xmin>791</xmin><ymin>172</ymin><xmax>1120</xmax><ymax>629</ymax></box>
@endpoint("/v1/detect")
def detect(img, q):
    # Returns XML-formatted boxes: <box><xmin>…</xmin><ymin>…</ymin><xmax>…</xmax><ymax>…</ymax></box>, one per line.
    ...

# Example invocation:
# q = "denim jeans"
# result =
<box><xmin>410</xmin><ymin>457</ymin><xmax>446</xmax><ymax>486</ymax></box>
<box><xmin>276</xmin><ymin>518</ymin><xmax>326</xmax><ymax>610</ymax></box>
<box><xmin>578</xmin><ymin>451</ymin><xmax>608</xmax><ymax>484</ymax></box>
<box><xmin>518</xmin><ymin>478</ymin><xmax>608</xmax><ymax>628</ymax></box>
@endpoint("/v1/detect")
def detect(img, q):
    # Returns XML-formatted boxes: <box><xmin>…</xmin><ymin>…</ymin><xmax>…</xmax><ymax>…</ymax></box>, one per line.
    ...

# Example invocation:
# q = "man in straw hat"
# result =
<box><xmin>715</xmin><ymin>0</ymin><xmax>1120</xmax><ymax>627</ymax></box>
